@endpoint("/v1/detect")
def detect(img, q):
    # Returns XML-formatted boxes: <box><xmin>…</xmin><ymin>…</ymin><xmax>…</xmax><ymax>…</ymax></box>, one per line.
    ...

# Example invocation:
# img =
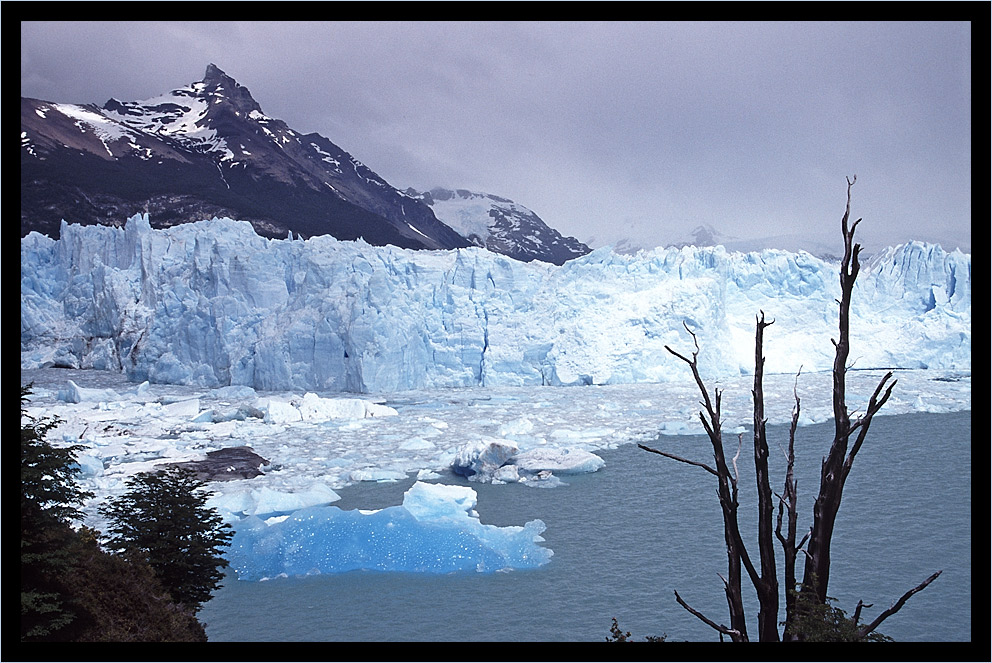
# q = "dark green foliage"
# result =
<box><xmin>787</xmin><ymin>585</ymin><xmax>892</xmax><ymax>642</ymax></box>
<box><xmin>20</xmin><ymin>386</ymin><xmax>206</xmax><ymax>641</ymax></box>
<box><xmin>23</xmin><ymin>521</ymin><xmax>207</xmax><ymax>642</ymax></box>
<box><xmin>20</xmin><ymin>523</ymin><xmax>80</xmax><ymax>640</ymax></box>
<box><xmin>20</xmin><ymin>385</ymin><xmax>92</xmax><ymax>530</ymax></box>
<box><xmin>20</xmin><ymin>384</ymin><xmax>92</xmax><ymax>639</ymax></box>
<box><xmin>606</xmin><ymin>617</ymin><xmax>668</xmax><ymax>643</ymax></box>
<box><xmin>100</xmin><ymin>466</ymin><xmax>233</xmax><ymax>612</ymax></box>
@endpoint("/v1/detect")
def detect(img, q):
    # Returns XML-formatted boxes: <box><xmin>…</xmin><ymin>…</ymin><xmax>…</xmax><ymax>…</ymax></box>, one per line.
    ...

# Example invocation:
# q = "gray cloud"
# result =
<box><xmin>21</xmin><ymin>21</ymin><xmax>972</xmax><ymax>252</ymax></box>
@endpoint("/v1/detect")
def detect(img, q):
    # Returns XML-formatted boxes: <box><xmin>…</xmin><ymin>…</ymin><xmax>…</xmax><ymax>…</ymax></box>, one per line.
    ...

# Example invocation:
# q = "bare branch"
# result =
<box><xmin>664</xmin><ymin>344</ymin><xmax>694</xmax><ymax>366</ymax></box>
<box><xmin>852</xmin><ymin>599</ymin><xmax>872</xmax><ymax>626</ymax></box>
<box><xmin>699</xmin><ymin>412</ymin><xmax>716</xmax><ymax>439</ymax></box>
<box><xmin>731</xmin><ymin>433</ymin><xmax>743</xmax><ymax>488</ymax></box>
<box><xmin>858</xmin><ymin>571</ymin><xmax>942</xmax><ymax>639</ymax></box>
<box><xmin>673</xmin><ymin>590</ymin><xmax>746</xmax><ymax>642</ymax></box>
<box><xmin>844</xmin><ymin>372</ymin><xmax>897</xmax><ymax>480</ymax></box>
<box><xmin>685</xmin><ymin>321</ymin><xmax>701</xmax><ymax>354</ymax></box>
<box><xmin>637</xmin><ymin>443</ymin><xmax>718</xmax><ymax>476</ymax></box>
<box><xmin>773</xmin><ymin>438</ymin><xmax>789</xmax><ymax>462</ymax></box>
<box><xmin>841</xmin><ymin>175</ymin><xmax>857</xmax><ymax>239</ymax></box>
<box><xmin>848</xmin><ymin>372</ymin><xmax>897</xmax><ymax>437</ymax></box>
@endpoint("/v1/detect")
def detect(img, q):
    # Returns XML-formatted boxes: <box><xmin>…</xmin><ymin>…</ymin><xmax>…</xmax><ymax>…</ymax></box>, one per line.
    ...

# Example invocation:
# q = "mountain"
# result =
<box><xmin>406</xmin><ymin>187</ymin><xmax>590</xmax><ymax>265</ymax></box>
<box><xmin>21</xmin><ymin>64</ymin><xmax>471</xmax><ymax>251</ymax></box>
<box><xmin>659</xmin><ymin>224</ymin><xmax>847</xmax><ymax>261</ymax></box>
<box><xmin>592</xmin><ymin>223</ymin><xmax>890</xmax><ymax>261</ymax></box>
<box><xmin>21</xmin><ymin>215</ymin><xmax>970</xmax><ymax>393</ymax></box>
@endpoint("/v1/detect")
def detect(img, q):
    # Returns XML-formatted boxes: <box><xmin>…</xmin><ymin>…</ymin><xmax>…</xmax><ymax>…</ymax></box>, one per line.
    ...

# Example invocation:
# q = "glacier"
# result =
<box><xmin>19</xmin><ymin>214</ymin><xmax>970</xmax><ymax>582</ymax></box>
<box><xmin>20</xmin><ymin>214</ymin><xmax>971</xmax><ymax>393</ymax></box>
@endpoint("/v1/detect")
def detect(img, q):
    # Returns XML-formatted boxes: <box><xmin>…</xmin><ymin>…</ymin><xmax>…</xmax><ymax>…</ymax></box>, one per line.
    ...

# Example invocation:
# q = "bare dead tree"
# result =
<box><xmin>751</xmin><ymin>311</ymin><xmax>780</xmax><ymax>642</ymax></box>
<box><xmin>855</xmin><ymin>570</ymin><xmax>943</xmax><ymax>639</ymax></box>
<box><xmin>775</xmin><ymin>368</ymin><xmax>808</xmax><ymax>636</ymax></box>
<box><xmin>640</xmin><ymin>176</ymin><xmax>941</xmax><ymax>641</ymax></box>
<box><xmin>799</xmin><ymin>174</ymin><xmax>898</xmax><ymax>607</ymax></box>
<box><xmin>640</xmin><ymin>322</ymin><xmax>753</xmax><ymax>641</ymax></box>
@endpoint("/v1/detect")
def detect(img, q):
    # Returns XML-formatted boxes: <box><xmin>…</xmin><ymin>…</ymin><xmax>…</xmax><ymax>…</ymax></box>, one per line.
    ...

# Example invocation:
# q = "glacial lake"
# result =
<box><xmin>199</xmin><ymin>410</ymin><xmax>972</xmax><ymax>643</ymax></box>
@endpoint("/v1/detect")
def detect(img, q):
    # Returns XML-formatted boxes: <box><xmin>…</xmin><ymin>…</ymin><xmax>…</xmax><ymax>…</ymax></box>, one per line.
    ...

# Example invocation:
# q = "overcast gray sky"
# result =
<box><xmin>21</xmin><ymin>21</ymin><xmax>972</xmax><ymax>253</ymax></box>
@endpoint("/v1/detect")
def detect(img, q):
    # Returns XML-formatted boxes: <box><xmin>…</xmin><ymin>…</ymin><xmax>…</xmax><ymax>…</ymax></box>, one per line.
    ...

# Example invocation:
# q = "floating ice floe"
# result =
<box><xmin>225</xmin><ymin>481</ymin><xmax>552</xmax><ymax>580</ymax></box>
<box><xmin>208</xmin><ymin>482</ymin><xmax>341</xmax><ymax>521</ymax></box>
<box><xmin>259</xmin><ymin>393</ymin><xmax>397</xmax><ymax>423</ymax></box>
<box><xmin>56</xmin><ymin>379</ymin><xmax>120</xmax><ymax>404</ymax></box>
<box><xmin>450</xmin><ymin>438</ymin><xmax>604</xmax><ymax>486</ymax></box>
<box><xmin>19</xmin><ymin>365</ymin><xmax>971</xmax><ymax>582</ymax></box>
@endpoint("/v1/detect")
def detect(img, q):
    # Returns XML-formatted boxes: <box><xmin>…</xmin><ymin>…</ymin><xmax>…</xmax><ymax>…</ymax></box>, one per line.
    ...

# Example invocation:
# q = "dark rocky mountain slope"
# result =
<box><xmin>21</xmin><ymin>64</ymin><xmax>470</xmax><ymax>251</ymax></box>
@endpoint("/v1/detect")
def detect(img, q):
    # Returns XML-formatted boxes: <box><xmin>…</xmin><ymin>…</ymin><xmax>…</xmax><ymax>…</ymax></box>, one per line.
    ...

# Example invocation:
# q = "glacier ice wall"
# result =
<box><xmin>21</xmin><ymin>215</ymin><xmax>971</xmax><ymax>393</ymax></box>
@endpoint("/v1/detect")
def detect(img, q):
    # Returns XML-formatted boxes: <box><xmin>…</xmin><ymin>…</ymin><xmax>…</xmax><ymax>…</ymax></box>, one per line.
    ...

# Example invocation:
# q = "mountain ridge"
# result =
<box><xmin>405</xmin><ymin>187</ymin><xmax>590</xmax><ymax>265</ymax></box>
<box><xmin>21</xmin><ymin>64</ymin><xmax>473</xmax><ymax>251</ymax></box>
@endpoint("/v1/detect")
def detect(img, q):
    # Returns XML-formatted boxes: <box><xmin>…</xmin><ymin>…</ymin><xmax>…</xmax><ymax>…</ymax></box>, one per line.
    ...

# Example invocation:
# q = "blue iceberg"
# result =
<box><xmin>226</xmin><ymin>482</ymin><xmax>552</xmax><ymax>580</ymax></box>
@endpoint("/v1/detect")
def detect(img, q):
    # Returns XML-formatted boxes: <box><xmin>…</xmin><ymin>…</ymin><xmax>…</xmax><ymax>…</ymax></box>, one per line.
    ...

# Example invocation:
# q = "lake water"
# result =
<box><xmin>199</xmin><ymin>410</ymin><xmax>972</xmax><ymax>643</ymax></box>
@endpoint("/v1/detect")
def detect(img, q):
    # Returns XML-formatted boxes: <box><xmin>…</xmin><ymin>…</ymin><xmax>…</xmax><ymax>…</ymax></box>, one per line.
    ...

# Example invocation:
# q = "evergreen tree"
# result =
<box><xmin>99</xmin><ymin>466</ymin><xmax>233</xmax><ymax>612</ymax></box>
<box><xmin>20</xmin><ymin>384</ymin><xmax>92</xmax><ymax>640</ymax></box>
<box><xmin>21</xmin><ymin>386</ymin><xmax>210</xmax><ymax>641</ymax></box>
<box><xmin>21</xmin><ymin>385</ymin><xmax>92</xmax><ymax>529</ymax></box>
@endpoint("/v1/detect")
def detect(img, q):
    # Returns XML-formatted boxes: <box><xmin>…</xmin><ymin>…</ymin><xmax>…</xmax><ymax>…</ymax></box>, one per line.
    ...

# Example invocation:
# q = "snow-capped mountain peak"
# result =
<box><xmin>407</xmin><ymin>187</ymin><xmax>590</xmax><ymax>265</ymax></box>
<box><xmin>22</xmin><ymin>65</ymin><xmax>594</xmax><ymax>264</ymax></box>
<box><xmin>21</xmin><ymin>66</ymin><xmax>475</xmax><ymax>250</ymax></box>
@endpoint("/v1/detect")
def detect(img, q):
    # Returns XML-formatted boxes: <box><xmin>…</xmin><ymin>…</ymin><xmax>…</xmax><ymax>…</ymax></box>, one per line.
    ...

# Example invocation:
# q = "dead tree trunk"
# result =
<box><xmin>751</xmin><ymin>312</ymin><xmax>780</xmax><ymax>642</ymax></box>
<box><xmin>640</xmin><ymin>324</ymin><xmax>754</xmax><ymax>642</ymax></box>
<box><xmin>800</xmin><ymin>175</ymin><xmax>897</xmax><ymax>606</ymax></box>
<box><xmin>641</xmin><ymin>176</ymin><xmax>941</xmax><ymax>641</ymax></box>
<box><xmin>776</xmin><ymin>370</ymin><xmax>807</xmax><ymax>640</ymax></box>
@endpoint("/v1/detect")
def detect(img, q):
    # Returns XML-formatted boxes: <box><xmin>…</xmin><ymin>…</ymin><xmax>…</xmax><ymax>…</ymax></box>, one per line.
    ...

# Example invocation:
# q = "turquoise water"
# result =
<box><xmin>199</xmin><ymin>410</ymin><xmax>971</xmax><ymax>642</ymax></box>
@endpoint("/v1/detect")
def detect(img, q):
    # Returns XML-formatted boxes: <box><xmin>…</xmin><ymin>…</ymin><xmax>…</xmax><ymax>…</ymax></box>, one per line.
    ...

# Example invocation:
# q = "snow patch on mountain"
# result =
<box><xmin>407</xmin><ymin>187</ymin><xmax>590</xmax><ymax>265</ymax></box>
<box><xmin>22</xmin><ymin>65</ymin><xmax>472</xmax><ymax>251</ymax></box>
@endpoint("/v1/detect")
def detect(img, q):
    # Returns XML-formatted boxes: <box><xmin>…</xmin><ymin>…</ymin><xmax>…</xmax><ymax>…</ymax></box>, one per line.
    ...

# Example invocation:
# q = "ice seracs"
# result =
<box><xmin>21</xmin><ymin>215</ymin><xmax>971</xmax><ymax>393</ymax></box>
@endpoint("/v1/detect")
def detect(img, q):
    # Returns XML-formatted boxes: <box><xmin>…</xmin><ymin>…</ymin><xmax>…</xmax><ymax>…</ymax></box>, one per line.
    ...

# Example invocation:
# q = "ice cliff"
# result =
<box><xmin>21</xmin><ymin>214</ymin><xmax>971</xmax><ymax>393</ymax></box>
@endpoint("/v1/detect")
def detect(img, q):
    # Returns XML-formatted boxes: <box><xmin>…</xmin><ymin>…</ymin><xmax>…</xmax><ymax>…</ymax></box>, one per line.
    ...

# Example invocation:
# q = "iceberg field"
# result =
<box><xmin>20</xmin><ymin>365</ymin><xmax>970</xmax><ymax>580</ymax></box>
